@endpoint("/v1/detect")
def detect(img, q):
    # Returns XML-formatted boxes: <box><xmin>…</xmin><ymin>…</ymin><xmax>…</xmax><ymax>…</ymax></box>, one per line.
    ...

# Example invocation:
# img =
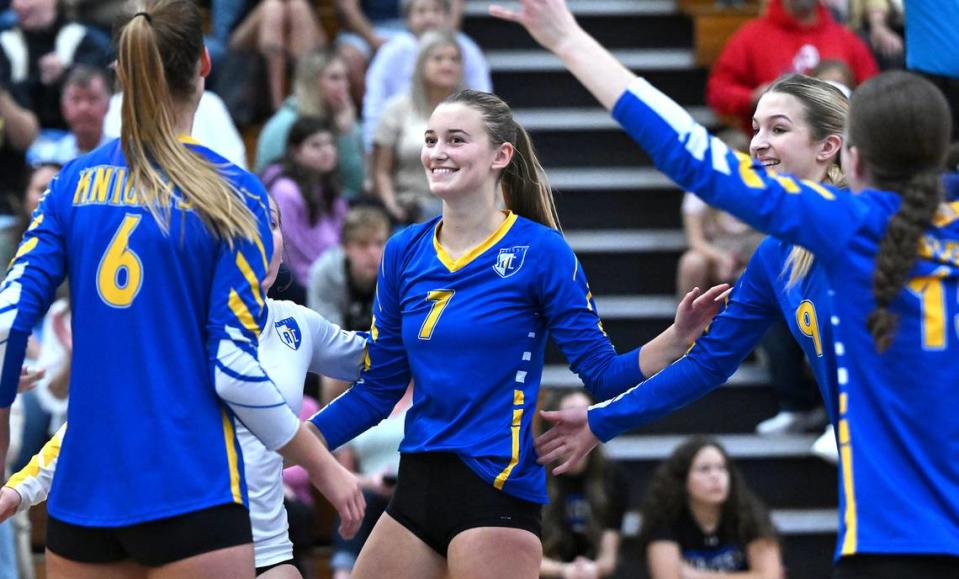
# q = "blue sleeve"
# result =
<box><xmin>612</xmin><ymin>78</ymin><xmax>870</xmax><ymax>261</ymax></box>
<box><xmin>209</xmin><ymin>178</ymin><xmax>300</xmax><ymax>451</ymax></box>
<box><xmin>587</xmin><ymin>243</ymin><xmax>782</xmax><ymax>442</ymax></box>
<box><xmin>0</xmin><ymin>176</ymin><xmax>69</xmax><ymax>406</ymax></box>
<box><xmin>537</xmin><ymin>231</ymin><xmax>645</xmax><ymax>401</ymax></box>
<box><xmin>310</xmin><ymin>233</ymin><xmax>411</xmax><ymax>450</ymax></box>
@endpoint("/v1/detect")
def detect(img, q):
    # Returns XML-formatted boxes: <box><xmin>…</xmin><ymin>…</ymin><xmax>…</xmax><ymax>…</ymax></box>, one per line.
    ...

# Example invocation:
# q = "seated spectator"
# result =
<box><xmin>308</xmin><ymin>205</ymin><xmax>389</xmax><ymax>402</ymax></box>
<box><xmin>330</xmin><ymin>385</ymin><xmax>410</xmax><ymax>579</ymax></box>
<box><xmin>264</xmin><ymin>116</ymin><xmax>348</xmax><ymax>303</ymax></box>
<box><xmin>26</xmin><ymin>65</ymin><xmax>109</xmax><ymax>166</ymax></box>
<box><xmin>706</xmin><ymin>0</ymin><xmax>877</xmax><ymax>134</ymax></box>
<box><xmin>334</xmin><ymin>0</ymin><xmax>464</xmax><ymax>104</ymax></box>
<box><xmin>0</xmin><ymin>0</ymin><xmax>112</xmax><ymax>130</ymax></box>
<box><xmin>540</xmin><ymin>391</ymin><xmax>628</xmax><ymax>579</ymax></box>
<box><xmin>0</xmin><ymin>162</ymin><xmax>57</xmax><ymax>273</ymax></box>
<box><xmin>811</xmin><ymin>58</ymin><xmax>855</xmax><ymax>95</ymax></box>
<box><xmin>229</xmin><ymin>0</ymin><xmax>327</xmax><ymax>111</ymax></box>
<box><xmin>640</xmin><ymin>437</ymin><xmax>783</xmax><ymax>579</ymax></box>
<box><xmin>372</xmin><ymin>29</ymin><xmax>462</xmax><ymax>222</ymax></box>
<box><xmin>0</xmin><ymin>87</ymin><xmax>39</xmax><ymax>215</ymax></box>
<box><xmin>846</xmin><ymin>0</ymin><xmax>903</xmax><ymax>70</ymax></box>
<box><xmin>255</xmin><ymin>50</ymin><xmax>365</xmax><ymax>197</ymax></box>
<box><xmin>103</xmin><ymin>90</ymin><xmax>249</xmax><ymax>169</ymax></box>
<box><xmin>362</xmin><ymin>0</ymin><xmax>489</xmax><ymax>151</ymax></box>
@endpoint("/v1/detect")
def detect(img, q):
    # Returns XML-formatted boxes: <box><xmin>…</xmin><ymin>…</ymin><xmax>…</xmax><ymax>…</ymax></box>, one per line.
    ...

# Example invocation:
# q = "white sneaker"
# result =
<box><xmin>811</xmin><ymin>424</ymin><xmax>839</xmax><ymax>465</ymax></box>
<box><xmin>755</xmin><ymin>408</ymin><xmax>827</xmax><ymax>436</ymax></box>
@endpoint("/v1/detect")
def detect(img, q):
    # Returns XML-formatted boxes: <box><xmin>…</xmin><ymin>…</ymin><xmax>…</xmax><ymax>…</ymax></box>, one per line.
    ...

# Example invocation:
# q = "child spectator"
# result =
<box><xmin>264</xmin><ymin>116</ymin><xmax>349</xmax><ymax>302</ymax></box>
<box><xmin>540</xmin><ymin>391</ymin><xmax>628</xmax><ymax>579</ymax></box>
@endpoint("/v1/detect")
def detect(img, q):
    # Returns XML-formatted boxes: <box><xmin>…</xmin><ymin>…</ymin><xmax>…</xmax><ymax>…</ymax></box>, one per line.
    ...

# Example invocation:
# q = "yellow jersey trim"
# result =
<box><xmin>235</xmin><ymin>252</ymin><xmax>264</xmax><ymax>309</ymax></box>
<box><xmin>220</xmin><ymin>410</ymin><xmax>243</xmax><ymax>504</ymax></box>
<box><xmin>494</xmin><ymin>388</ymin><xmax>526</xmax><ymax>490</ymax></box>
<box><xmin>7</xmin><ymin>424</ymin><xmax>66</xmax><ymax>490</ymax></box>
<box><xmin>433</xmin><ymin>211</ymin><xmax>518</xmax><ymax>273</ymax></box>
<box><xmin>838</xmin><ymin>391</ymin><xmax>858</xmax><ymax>555</ymax></box>
<box><xmin>228</xmin><ymin>289</ymin><xmax>260</xmax><ymax>336</ymax></box>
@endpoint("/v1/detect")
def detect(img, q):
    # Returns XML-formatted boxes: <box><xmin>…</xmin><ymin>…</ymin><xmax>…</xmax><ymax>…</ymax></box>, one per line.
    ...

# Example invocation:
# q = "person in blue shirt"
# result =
<box><xmin>495</xmin><ymin>1</ymin><xmax>959</xmax><ymax>576</ymax></box>
<box><xmin>309</xmin><ymin>87</ymin><xmax>729</xmax><ymax>579</ymax></box>
<box><xmin>0</xmin><ymin>0</ymin><xmax>364</xmax><ymax>577</ymax></box>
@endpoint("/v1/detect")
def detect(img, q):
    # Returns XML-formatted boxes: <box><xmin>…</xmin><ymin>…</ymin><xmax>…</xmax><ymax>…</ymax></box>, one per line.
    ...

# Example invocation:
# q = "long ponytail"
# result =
<box><xmin>847</xmin><ymin>71</ymin><xmax>951</xmax><ymax>352</ymax></box>
<box><xmin>442</xmin><ymin>89</ymin><xmax>561</xmax><ymax>230</ymax></box>
<box><xmin>114</xmin><ymin>0</ymin><xmax>258</xmax><ymax>244</ymax></box>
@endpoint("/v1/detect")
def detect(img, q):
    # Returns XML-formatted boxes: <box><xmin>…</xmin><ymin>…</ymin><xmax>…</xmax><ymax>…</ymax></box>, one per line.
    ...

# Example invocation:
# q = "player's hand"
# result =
<box><xmin>311</xmin><ymin>456</ymin><xmax>366</xmax><ymax>539</ymax></box>
<box><xmin>18</xmin><ymin>366</ymin><xmax>45</xmax><ymax>393</ymax></box>
<box><xmin>535</xmin><ymin>406</ymin><xmax>599</xmax><ymax>475</ymax></box>
<box><xmin>489</xmin><ymin>0</ymin><xmax>580</xmax><ymax>54</ymax></box>
<box><xmin>674</xmin><ymin>284</ymin><xmax>732</xmax><ymax>346</ymax></box>
<box><xmin>0</xmin><ymin>488</ymin><xmax>22</xmax><ymax>523</ymax></box>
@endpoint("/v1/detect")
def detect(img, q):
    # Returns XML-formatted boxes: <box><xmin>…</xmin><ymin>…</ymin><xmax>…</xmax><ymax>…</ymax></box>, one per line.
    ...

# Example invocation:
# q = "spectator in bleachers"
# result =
<box><xmin>902</xmin><ymin>0</ymin><xmax>959</xmax><ymax>141</ymax></box>
<box><xmin>0</xmin><ymin>86</ymin><xmax>38</xmax><ymax>215</ymax></box>
<box><xmin>26</xmin><ymin>64</ymin><xmax>108</xmax><ymax>165</ymax></box>
<box><xmin>362</xmin><ymin>0</ymin><xmax>489</xmax><ymax>152</ymax></box>
<box><xmin>639</xmin><ymin>437</ymin><xmax>782</xmax><ymax>579</ymax></box>
<box><xmin>0</xmin><ymin>162</ymin><xmax>56</xmax><ymax>281</ymax></box>
<box><xmin>836</xmin><ymin>0</ymin><xmax>903</xmax><ymax>70</ymax></box>
<box><xmin>0</xmin><ymin>0</ymin><xmax>112</xmax><ymax>131</ymax></box>
<box><xmin>706</xmin><ymin>0</ymin><xmax>876</xmax><ymax>134</ymax></box>
<box><xmin>256</xmin><ymin>50</ymin><xmax>365</xmax><ymax>197</ymax></box>
<box><xmin>329</xmin><ymin>385</ymin><xmax>410</xmax><ymax>579</ymax></box>
<box><xmin>372</xmin><ymin>28</ymin><xmax>461</xmax><ymax>222</ymax></box>
<box><xmin>264</xmin><ymin>116</ymin><xmax>348</xmax><ymax>303</ymax></box>
<box><xmin>540</xmin><ymin>391</ymin><xmax>627</xmax><ymax>579</ymax></box>
<box><xmin>103</xmin><ymin>88</ymin><xmax>249</xmax><ymax>168</ymax></box>
<box><xmin>229</xmin><ymin>0</ymin><xmax>327</xmax><ymax>111</ymax></box>
<box><xmin>810</xmin><ymin>58</ymin><xmax>855</xmax><ymax>95</ymax></box>
<box><xmin>307</xmin><ymin>205</ymin><xmax>389</xmax><ymax>402</ymax></box>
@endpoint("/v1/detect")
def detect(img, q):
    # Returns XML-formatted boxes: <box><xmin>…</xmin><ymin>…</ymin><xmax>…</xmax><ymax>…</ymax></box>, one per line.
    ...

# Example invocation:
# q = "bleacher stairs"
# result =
<box><xmin>463</xmin><ymin>1</ymin><xmax>837</xmax><ymax>577</ymax></box>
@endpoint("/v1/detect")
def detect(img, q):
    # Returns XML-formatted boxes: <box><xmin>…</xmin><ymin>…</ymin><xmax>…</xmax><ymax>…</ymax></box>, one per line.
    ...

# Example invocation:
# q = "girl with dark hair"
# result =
<box><xmin>639</xmin><ymin>437</ymin><xmax>781</xmax><ymax>578</ymax></box>
<box><xmin>263</xmin><ymin>115</ymin><xmax>348</xmax><ymax>300</ymax></box>
<box><xmin>540</xmin><ymin>391</ymin><xmax>627</xmax><ymax>579</ymax></box>
<box><xmin>0</xmin><ymin>1</ymin><xmax>365</xmax><ymax>577</ymax></box>
<box><xmin>308</xmin><ymin>87</ymin><xmax>730</xmax><ymax>578</ymax></box>
<box><xmin>500</xmin><ymin>1</ymin><xmax>959</xmax><ymax>576</ymax></box>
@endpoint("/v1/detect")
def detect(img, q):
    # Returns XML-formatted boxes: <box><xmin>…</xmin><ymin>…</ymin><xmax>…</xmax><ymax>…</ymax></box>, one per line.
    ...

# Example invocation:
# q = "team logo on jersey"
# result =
<box><xmin>274</xmin><ymin>317</ymin><xmax>302</xmax><ymax>350</ymax></box>
<box><xmin>493</xmin><ymin>246</ymin><xmax>529</xmax><ymax>278</ymax></box>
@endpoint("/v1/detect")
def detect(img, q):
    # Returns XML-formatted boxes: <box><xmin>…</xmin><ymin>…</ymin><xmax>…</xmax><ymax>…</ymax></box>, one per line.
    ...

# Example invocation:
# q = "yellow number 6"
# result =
<box><xmin>97</xmin><ymin>214</ymin><xmax>144</xmax><ymax>308</ymax></box>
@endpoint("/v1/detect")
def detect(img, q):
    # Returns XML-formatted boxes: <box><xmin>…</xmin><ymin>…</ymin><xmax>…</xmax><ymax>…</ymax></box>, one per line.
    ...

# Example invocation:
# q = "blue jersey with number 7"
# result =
<box><xmin>312</xmin><ymin>212</ymin><xmax>644</xmax><ymax>503</ymax></box>
<box><xmin>0</xmin><ymin>138</ymin><xmax>283</xmax><ymax>526</ymax></box>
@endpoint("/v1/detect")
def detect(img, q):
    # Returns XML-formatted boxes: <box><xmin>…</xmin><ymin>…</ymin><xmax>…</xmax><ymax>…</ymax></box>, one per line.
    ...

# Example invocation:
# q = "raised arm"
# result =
<box><xmin>492</xmin><ymin>0</ymin><xmax>869</xmax><ymax>260</ymax></box>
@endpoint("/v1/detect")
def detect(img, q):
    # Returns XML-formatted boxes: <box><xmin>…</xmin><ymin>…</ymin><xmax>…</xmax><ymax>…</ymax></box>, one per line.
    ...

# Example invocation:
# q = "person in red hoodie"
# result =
<box><xmin>706</xmin><ymin>0</ymin><xmax>877</xmax><ymax>134</ymax></box>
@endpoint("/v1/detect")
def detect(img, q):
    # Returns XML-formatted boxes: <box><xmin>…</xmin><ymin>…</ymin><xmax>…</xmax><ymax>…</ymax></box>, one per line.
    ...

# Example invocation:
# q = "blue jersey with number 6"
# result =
<box><xmin>312</xmin><ymin>212</ymin><xmax>644</xmax><ymax>503</ymax></box>
<box><xmin>0</xmin><ymin>138</ymin><xmax>277</xmax><ymax>526</ymax></box>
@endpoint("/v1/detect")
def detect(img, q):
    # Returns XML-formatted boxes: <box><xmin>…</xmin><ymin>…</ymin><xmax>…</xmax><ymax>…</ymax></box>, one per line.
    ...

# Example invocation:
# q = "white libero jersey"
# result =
<box><xmin>239</xmin><ymin>299</ymin><xmax>366</xmax><ymax>566</ymax></box>
<box><xmin>6</xmin><ymin>299</ymin><xmax>366</xmax><ymax>568</ymax></box>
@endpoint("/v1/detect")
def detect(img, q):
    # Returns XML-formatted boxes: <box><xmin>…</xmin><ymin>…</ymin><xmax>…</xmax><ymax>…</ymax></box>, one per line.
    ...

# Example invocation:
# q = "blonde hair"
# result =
<box><xmin>114</xmin><ymin>0</ymin><xmax>257</xmax><ymax>243</ymax></box>
<box><xmin>762</xmin><ymin>75</ymin><xmax>848</xmax><ymax>288</ymax></box>
<box><xmin>293</xmin><ymin>50</ymin><xmax>340</xmax><ymax>118</ymax></box>
<box><xmin>411</xmin><ymin>29</ymin><xmax>462</xmax><ymax>116</ymax></box>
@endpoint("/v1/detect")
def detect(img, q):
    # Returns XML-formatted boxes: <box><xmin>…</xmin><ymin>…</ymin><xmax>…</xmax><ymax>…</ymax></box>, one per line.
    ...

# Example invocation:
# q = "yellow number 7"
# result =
<box><xmin>418</xmin><ymin>290</ymin><xmax>455</xmax><ymax>340</ymax></box>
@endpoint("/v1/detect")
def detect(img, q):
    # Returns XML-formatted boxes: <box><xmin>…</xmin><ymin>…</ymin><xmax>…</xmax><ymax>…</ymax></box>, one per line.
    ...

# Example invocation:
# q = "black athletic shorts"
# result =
<box><xmin>834</xmin><ymin>554</ymin><xmax>959</xmax><ymax>579</ymax></box>
<box><xmin>385</xmin><ymin>452</ymin><xmax>542</xmax><ymax>557</ymax></box>
<box><xmin>256</xmin><ymin>559</ymin><xmax>296</xmax><ymax>576</ymax></box>
<box><xmin>46</xmin><ymin>502</ymin><xmax>252</xmax><ymax>567</ymax></box>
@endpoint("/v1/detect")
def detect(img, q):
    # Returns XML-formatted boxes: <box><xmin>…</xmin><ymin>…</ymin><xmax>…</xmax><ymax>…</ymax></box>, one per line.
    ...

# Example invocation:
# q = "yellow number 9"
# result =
<box><xmin>796</xmin><ymin>300</ymin><xmax>823</xmax><ymax>357</ymax></box>
<box><xmin>97</xmin><ymin>214</ymin><xmax>144</xmax><ymax>308</ymax></box>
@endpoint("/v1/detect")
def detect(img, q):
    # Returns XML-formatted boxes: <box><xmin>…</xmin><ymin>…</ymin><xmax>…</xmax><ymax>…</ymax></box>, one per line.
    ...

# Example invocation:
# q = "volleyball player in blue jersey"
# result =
<box><xmin>0</xmin><ymin>1</ymin><xmax>363</xmax><ymax>577</ymax></box>
<box><xmin>308</xmin><ymin>87</ymin><xmax>728</xmax><ymax>578</ymax></box>
<box><xmin>497</xmin><ymin>1</ymin><xmax>959</xmax><ymax>576</ymax></box>
<box><xmin>0</xmin><ymin>198</ymin><xmax>370</xmax><ymax>579</ymax></box>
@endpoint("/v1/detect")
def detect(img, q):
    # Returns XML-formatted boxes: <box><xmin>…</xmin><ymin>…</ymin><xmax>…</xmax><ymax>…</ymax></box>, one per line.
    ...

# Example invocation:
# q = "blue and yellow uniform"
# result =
<box><xmin>0</xmin><ymin>138</ymin><xmax>301</xmax><ymax>526</ymax></box>
<box><xmin>311</xmin><ymin>212</ymin><xmax>644</xmax><ymax>503</ymax></box>
<box><xmin>591</xmin><ymin>236</ymin><xmax>839</xmax><ymax>438</ymax></box>
<box><xmin>599</xmin><ymin>77</ymin><xmax>959</xmax><ymax>558</ymax></box>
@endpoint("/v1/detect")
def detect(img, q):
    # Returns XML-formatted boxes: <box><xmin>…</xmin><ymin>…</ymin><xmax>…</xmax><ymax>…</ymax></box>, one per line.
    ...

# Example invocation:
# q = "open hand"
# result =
<box><xmin>0</xmin><ymin>488</ymin><xmax>21</xmax><ymax>523</ymax></box>
<box><xmin>18</xmin><ymin>366</ymin><xmax>45</xmax><ymax>393</ymax></box>
<box><xmin>674</xmin><ymin>283</ymin><xmax>731</xmax><ymax>345</ymax></box>
<box><xmin>489</xmin><ymin>0</ymin><xmax>580</xmax><ymax>53</ymax></box>
<box><xmin>534</xmin><ymin>406</ymin><xmax>599</xmax><ymax>475</ymax></box>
